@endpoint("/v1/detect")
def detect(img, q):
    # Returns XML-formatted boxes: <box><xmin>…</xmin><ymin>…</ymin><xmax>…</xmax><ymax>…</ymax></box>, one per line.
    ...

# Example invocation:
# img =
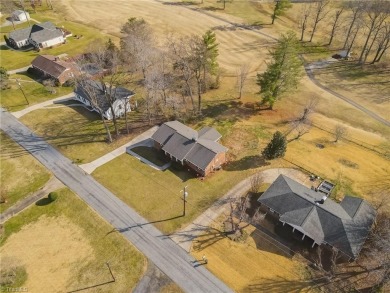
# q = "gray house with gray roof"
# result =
<box><xmin>258</xmin><ymin>175</ymin><xmax>376</xmax><ymax>260</ymax></box>
<box><xmin>152</xmin><ymin>121</ymin><xmax>228</xmax><ymax>176</ymax></box>
<box><xmin>8</xmin><ymin>22</ymin><xmax>65</xmax><ymax>49</ymax></box>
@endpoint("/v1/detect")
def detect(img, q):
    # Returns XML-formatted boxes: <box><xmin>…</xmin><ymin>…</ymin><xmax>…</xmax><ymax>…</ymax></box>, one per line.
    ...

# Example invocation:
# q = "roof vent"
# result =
<box><xmin>192</xmin><ymin>136</ymin><xmax>197</xmax><ymax>142</ymax></box>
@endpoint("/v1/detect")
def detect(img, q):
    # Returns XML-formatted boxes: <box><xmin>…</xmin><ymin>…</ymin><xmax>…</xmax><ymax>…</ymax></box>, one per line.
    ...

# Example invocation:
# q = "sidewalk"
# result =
<box><xmin>169</xmin><ymin>168</ymin><xmax>307</xmax><ymax>252</ymax></box>
<box><xmin>7</xmin><ymin>66</ymin><xmax>31</xmax><ymax>75</ymax></box>
<box><xmin>12</xmin><ymin>93</ymin><xmax>75</xmax><ymax>118</ymax></box>
<box><xmin>79</xmin><ymin>126</ymin><xmax>159</xmax><ymax>174</ymax></box>
<box><xmin>0</xmin><ymin>177</ymin><xmax>64</xmax><ymax>223</ymax></box>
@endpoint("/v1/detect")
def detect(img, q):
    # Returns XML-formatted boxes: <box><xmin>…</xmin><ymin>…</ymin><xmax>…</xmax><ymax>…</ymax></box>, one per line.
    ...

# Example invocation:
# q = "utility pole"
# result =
<box><xmin>181</xmin><ymin>186</ymin><xmax>188</xmax><ymax>216</ymax></box>
<box><xmin>16</xmin><ymin>79</ymin><xmax>29</xmax><ymax>105</ymax></box>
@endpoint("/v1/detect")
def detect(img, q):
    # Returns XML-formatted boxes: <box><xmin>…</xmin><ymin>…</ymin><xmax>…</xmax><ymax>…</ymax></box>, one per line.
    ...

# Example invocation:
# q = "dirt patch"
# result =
<box><xmin>0</xmin><ymin>216</ymin><xmax>94</xmax><ymax>293</ymax></box>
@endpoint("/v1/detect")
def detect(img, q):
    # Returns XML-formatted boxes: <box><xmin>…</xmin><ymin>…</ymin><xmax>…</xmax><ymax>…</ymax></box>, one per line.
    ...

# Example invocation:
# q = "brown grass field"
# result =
<box><xmin>0</xmin><ymin>131</ymin><xmax>51</xmax><ymax>212</ymax></box>
<box><xmin>8</xmin><ymin>0</ymin><xmax>389</xmax><ymax>290</ymax></box>
<box><xmin>191</xmin><ymin>223</ymin><xmax>311</xmax><ymax>293</ymax></box>
<box><xmin>0</xmin><ymin>188</ymin><xmax>145</xmax><ymax>293</ymax></box>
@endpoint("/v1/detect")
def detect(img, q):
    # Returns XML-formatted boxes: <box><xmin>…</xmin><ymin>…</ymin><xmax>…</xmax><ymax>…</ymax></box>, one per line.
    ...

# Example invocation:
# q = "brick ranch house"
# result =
<box><xmin>151</xmin><ymin>121</ymin><xmax>228</xmax><ymax>177</ymax></box>
<box><xmin>8</xmin><ymin>22</ymin><xmax>67</xmax><ymax>49</ymax></box>
<box><xmin>31</xmin><ymin>55</ymin><xmax>79</xmax><ymax>85</ymax></box>
<box><xmin>258</xmin><ymin>175</ymin><xmax>376</xmax><ymax>260</ymax></box>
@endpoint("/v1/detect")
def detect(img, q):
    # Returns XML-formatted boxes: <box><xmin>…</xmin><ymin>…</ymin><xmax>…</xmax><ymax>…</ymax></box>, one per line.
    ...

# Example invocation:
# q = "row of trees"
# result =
<box><xmin>76</xmin><ymin>18</ymin><xmax>219</xmax><ymax>142</ymax></box>
<box><xmin>297</xmin><ymin>0</ymin><xmax>390</xmax><ymax>64</ymax></box>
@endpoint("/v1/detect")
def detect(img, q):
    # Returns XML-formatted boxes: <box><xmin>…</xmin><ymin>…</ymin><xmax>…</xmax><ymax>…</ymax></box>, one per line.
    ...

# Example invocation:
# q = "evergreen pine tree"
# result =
<box><xmin>262</xmin><ymin>131</ymin><xmax>287</xmax><ymax>159</ymax></box>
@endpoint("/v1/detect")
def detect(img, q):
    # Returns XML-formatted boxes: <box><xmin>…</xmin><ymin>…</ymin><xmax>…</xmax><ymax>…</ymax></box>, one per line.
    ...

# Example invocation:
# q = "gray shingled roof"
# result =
<box><xmin>74</xmin><ymin>80</ymin><xmax>134</xmax><ymax>112</ymax></box>
<box><xmin>152</xmin><ymin>121</ymin><xmax>228</xmax><ymax>171</ymax></box>
<box><xmin>9</xmin><ymin>26</ymin><xmax>31</xmax><ymax>42</ymax></box>
<box><xmin>151</xmin><ymin>124</ymin><xmax>177</xmax><ymax>146</ymax></box>
<box><xmin>9</xmin><ymin>22</ymin><xmax>62</xmax><ymax>44</ymax></box>
<box><xmin>162</xmin><ymin>133</ymin><xmax>196</xmax><ymax>161</ymax></box>
<box><xmin>198</xmin><ymin>127</ymin><xmax>222</xmax><ymax>141</ymax></box>
<box><xmin>258</xmin><ymin>175</ymin><xmax>376</xmax><ymax>259</ymax></box>
<box><xmin>32</xmin><ymin>55</ymin><xmax>67</xmax><ymax>78</ymax></box>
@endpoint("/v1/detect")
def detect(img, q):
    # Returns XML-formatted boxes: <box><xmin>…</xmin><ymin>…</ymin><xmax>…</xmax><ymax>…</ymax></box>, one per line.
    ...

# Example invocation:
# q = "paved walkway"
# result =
<box><xmin>79</xmin><ymin>126</ymin><xmax>159</xmax><ymax>174</ymax></box>
<box><xmin>12</xmin><ymin>93</ymin><xmax>75</xmax><ymax>118</ymax></box>
<box><xmin>1</xmin><ymin>108</ymin><xmax>233</xmax><ymax>292</ymax></box>
<box><xmin>7</xmin><ymin>66</ymin><xmax>31</xmax><ymax>75</ymax></box>
<box><xmin>0</xmin><ymin>177</ymin><xmax>63</xmax><ymax>223</ymax></box>
<box><xmin>170</xmin><ymin>168</ymin><xmax>308</xmax><ymax>252</ymax></box>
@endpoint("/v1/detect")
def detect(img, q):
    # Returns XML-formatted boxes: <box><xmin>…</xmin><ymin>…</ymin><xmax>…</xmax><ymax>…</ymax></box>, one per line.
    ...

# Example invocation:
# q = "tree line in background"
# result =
<box><xmin>75</xmin><ymin>18</ymin><xmax>219</xmax><ymax>142</ymax></box>
<box><xmin>296</xmin><ymin>0</ymin><xmax>390</xmax><ymax>64</ymax></box>
<box><xmin>272</xmin><ymin>0</ymin><xmax>390</xmax><ymax>64</ymax></box>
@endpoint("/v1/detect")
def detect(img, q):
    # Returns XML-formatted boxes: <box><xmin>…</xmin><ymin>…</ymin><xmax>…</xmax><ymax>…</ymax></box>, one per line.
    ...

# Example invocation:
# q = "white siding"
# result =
<box><xmin>16</xmin><ymin>39</ymin><xmax>29</xmax><ymax>48</ymax></box>
<box><xmin>40</xmin><ymin>36</ymin><xmax>64</xmax><ymax>48</ymax></box>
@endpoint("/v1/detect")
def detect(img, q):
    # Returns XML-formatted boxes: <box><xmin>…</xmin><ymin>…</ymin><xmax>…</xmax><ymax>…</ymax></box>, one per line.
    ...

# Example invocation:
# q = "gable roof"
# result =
<box><xmin>198</xmin><ymin>126</ymin><xmax>222</xmax><ymax>141</ymax></box>
<box><xmin>151</xmin><ymin>121</ymin><xmax>227</xmax><ymax>171</ymax></box>
<box><xmin>9</xmin><ymin>22</ymin><xmax>63</xmax><ymax>44</ymax></box>
<box><xmin>74</xmin><ymin>80</ymin><xmax>135</xmax><ymax>112</ymax></box>
<box><xmin>258</xmin><ymin>175</ymin><xmax>376</xmax><ymax>259</ymax></box>
<box><xmin>31</xmin><ymin>55</ymin><xmax>76</xmax><ymax>79</ymax></box>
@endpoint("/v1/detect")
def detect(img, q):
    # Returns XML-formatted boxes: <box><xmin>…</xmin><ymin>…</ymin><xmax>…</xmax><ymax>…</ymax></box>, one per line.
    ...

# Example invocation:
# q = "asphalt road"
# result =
<box><xmin>0</xmin><ymin>109</ymin><xmax>233</xmax><ymax>293</ymax></box>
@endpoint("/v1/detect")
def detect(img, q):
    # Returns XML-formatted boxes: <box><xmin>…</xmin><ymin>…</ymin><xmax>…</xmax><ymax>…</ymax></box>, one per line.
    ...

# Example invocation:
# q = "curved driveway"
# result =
<box><xmin>0</xmin><ymin>109</ymin><xmax>233</xmax><ymax>293</ymax></box>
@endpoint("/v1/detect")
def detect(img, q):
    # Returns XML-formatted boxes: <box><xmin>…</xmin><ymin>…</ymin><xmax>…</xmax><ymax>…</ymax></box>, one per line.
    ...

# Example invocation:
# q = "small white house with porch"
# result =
<box><xmin>74</xmin><ymin>80</ymin><xmax>135</xmax><ymax>120</ymax></box>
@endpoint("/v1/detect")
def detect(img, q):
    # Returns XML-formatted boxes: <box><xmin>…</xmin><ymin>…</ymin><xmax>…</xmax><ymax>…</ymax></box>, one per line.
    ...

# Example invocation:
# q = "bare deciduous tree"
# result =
<box><xmin>309</xmin><ymin>0</ymin><xmax>331</xmax><ymax>42</ymax></box>
<box><xmin>236</xmin><ymin>64</ymin><xmax>249</xmax><ymax>99</ymax></box>
<box><xmin>286</xmin><ymin>98</ymin><xmax>317</xmax><ymax>141</ymax></box>
<box><xmin>358</xmin><ymin>0</ymin><xmax>390</xmax><ymax>64</ymax></box>
<box><xmin>343</xmin><ymin>0</ymin><xmax>365</xmax><ymax>49</ymax></box>
<box><xmin>250</xmin><ymin>173</ymin><xmax>263</xmax><ymax>194</ymax></box>
<box><xmin>328</xmin><ymin>7</ymin><xmax>344</xmax><ymax>46</ymax></box>
<box><xmin>372</xmin><ymin>22</ymin><xmax>390</xmax><ymax>63</ymax></box>
<box><xmin>334</xmin><ymin>124</ymin><xmax>348</xmax><ymax>142</ymax></box>
<box><xmin>121</xmin><ymin>18</ymin><xmax>155</xmax><ymax>80</ymax></box>
<box><xmin>299</xmin><ymin>4</ymin><xmax>312</xmax><ymax>42</ymax></box>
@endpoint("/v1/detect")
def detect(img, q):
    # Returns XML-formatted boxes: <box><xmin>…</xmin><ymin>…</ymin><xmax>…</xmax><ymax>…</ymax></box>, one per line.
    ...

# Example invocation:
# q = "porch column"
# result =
<box><xmin>312</xmin><ymin>241</ymin><xmax>316</xmax><ymax>248</ymax></box>
<box><xmin>302</xmin><ymin>234</ymin><xmax>305</xmax><ymax>240</ymax></box>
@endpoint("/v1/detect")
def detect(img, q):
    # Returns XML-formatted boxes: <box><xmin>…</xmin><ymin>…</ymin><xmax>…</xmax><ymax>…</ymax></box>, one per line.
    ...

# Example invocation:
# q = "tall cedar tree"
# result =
<box><xmin>257</xmin><ymin>31</ymin><xmax>302</xmax><ymax>109</ymax></box>
<box><xmin>262</xmin><ymin>131</ymin><xmax>287</xmax><ymax>160</ymax></box>
<box><xmin>271</xmin><ymin>0</ymin><xmax>292</xmax><ymax>25</ymax></box>
<box><xmin>202</xmin><ymin>30</ymin><xmax>219</xmax><ymax>90</ymax></box>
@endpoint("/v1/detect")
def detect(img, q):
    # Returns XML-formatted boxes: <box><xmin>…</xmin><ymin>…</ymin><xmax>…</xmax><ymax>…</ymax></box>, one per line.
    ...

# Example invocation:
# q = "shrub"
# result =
<box><xmin>48</xmin><ymin>192</ymin><xmax>58</xmax><ymax>202</ymax></box>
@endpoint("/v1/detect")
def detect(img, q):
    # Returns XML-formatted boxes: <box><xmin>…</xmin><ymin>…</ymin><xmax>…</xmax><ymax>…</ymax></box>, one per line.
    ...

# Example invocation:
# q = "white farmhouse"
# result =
<box><xmin>8</xmin><ymin>22</ymin><xmax>65</xmax><ymax>49</ymax></box>
<box><xmin>74</xmin><ymin>80</ymin><xmax>135</xmax><ymax>120</ymax></box>
<box><xmin>11</xmin><ymin>10</ymin><xmax>30</xmax><ymax>22</ymax></box>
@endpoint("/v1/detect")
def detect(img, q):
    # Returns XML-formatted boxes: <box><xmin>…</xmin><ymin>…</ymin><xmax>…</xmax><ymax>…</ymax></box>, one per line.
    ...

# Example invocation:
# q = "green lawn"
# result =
<box><xmin>0</xmin><ymin>187</ymin><xmax>145</xmax><ymax>292</ymax></box>
<box><xmin>0</xmin><ymin>131</ymin><xmax>51</xmax><ymax>213</ymax></box>
<box><xmin>0</xmin><ymin>73</ymin><xmax>73</xmax><ymax>111</ymax></box>
<box><xmin>20</xmin><ymin>107</ymin><xmax>149</xmax><ymax>163</ymax></box>
<box><xmin>1</xmin><ymin>19</ymin><xmax>116</xmax><ymax>70</ymax></box>
<box><xmin>92</xmin><ymin>153</ymin><xmax>257</xmax><ymax>234</ymax></box>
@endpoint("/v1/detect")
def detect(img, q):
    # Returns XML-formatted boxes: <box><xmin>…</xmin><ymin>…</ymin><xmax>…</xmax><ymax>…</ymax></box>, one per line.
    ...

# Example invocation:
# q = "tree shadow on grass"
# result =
<box><xmin>106</xmin><ymin>215</ymin><xmax>183</xmax><ymax>235</ymax></box>
<box><xmin>190</xmin><ymin>225</ymin><xmax>227</xmax><ymax>251</ymax></box>
<box><xmin>243</xmin><ymin>276</ymin><xmax>325</xmax><ymax>293</ymax></box>
<box><xmin>224</xmin><ymin>155</ymin><xmax>270</xmax><ymax>171</ymax></box>
<box><xmin>35</xmin><ymin>197</ymin><xmax>52</xmax><ymax>206</ymax></box>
